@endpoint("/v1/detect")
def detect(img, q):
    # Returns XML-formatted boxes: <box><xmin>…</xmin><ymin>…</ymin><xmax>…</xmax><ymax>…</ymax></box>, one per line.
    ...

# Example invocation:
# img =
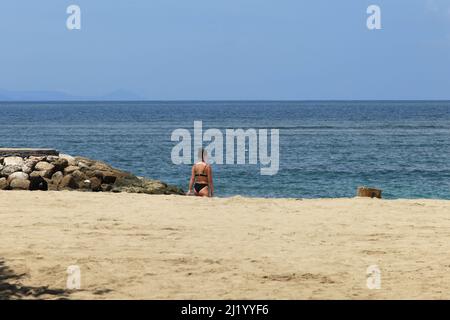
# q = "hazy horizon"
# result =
<box><xmin>1</xmin><ymin>0</ymin><xmax>450</xmax><ymax>100</ymax></box>
<box><xmin>2</xmin><ymin>97</ymin><xmax>450</xmax><ymax>102</ymax></box>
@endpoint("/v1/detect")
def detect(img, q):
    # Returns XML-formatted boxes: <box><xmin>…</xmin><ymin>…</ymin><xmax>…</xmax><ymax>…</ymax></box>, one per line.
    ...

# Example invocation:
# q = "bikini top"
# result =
<box><xmin>195</xmin><ymin>163</ymin><xmax>208</xmax><ymax>177</ymax></box>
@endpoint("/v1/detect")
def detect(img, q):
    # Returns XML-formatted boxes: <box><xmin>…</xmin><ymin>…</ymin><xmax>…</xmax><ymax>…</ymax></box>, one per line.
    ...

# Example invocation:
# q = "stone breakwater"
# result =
<box><xmin>0</xmin><ymin>153</ymin><xmax>184</xmax><ymax>195</ymax></box>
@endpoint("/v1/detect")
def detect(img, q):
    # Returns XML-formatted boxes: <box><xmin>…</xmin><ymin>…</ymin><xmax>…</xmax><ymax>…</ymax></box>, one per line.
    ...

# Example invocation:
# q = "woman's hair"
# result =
<box><xmin>198</xmin><ymin>148</ymin><xmax>208</xmax><ymax>162</ymax></box>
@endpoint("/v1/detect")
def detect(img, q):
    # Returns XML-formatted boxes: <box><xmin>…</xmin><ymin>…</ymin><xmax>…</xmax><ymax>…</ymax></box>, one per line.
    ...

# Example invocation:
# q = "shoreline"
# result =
<box><xmin>1</xmin><ymin>191</ymin><xmax>450</xmax><ymax>299</ymax></box>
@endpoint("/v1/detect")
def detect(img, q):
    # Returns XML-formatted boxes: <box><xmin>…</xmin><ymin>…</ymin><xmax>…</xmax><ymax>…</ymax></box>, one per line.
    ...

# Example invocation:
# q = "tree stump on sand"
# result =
<box><xmin>357</xmin><ymin>186</ymin><xmax>382</xmax><ymax>199</ymax></box>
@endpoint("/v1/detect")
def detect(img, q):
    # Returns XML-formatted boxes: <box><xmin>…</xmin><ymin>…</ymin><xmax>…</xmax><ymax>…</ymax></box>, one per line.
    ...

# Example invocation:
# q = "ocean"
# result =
<box><xmin>1</xmin><ymin>101</ymin><xmax>449</xmax><ymax>199</ymax></box>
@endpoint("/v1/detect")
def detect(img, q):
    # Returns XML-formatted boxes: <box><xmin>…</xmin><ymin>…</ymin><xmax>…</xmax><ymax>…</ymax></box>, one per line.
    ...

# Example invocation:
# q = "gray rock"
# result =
<box><xmin>0</xmin><ymin>177</ymin><xmax>7</xmax><ymax>190</ymax></box>
<box><xmin>4</xmin><ymin>156</ymin><xmax>24</xmax><ymax>166</ymax></box>
<box><xmin>72</xmin><ymin>170</ymin><xmax>87</xmax><ymax>185</ymax></box>
<box><xmin>25</xmin><ymin>158</ymin><xmax>39</xmax><ymax>165</ymax></box>
<box><xmin>10</xmin><ymin>179</ymin><xmax>30</xmax><ymax>190</ymax></box>
<box><xmin>64</xmin><ymin>165</ymin><xmax>79</xmax><ymax>175</ymax></box>
<box><xmin>52</xmin><ymin>158</ymin><xmax>68</xmax><ymax>172</ymax></box>
<box><xmin>24</xmin><ymin>159</ymin><xmax>38</xmax><ymax>171</ymax></box>
<box><xmin>7</xmin><ymin>172</ymin><xmax>29</xmax><ymax>183</ymax></box>
<box><xmin>30</xmin><ymin>170</ymin><xmax>46</xmax><ymax>179</ymax></box>
<box><xmin>28</xmin><ymin>156</ymin><xmax>45</xmax><ymax>162</ymax></box>
<box><xmin>51</xmin><ymin>171</ymin><xmax>64</xmax><ymax>186</ymax></box>
<box><xmin>74</xmin><ymin>157</ymin><xmax>96</xmax><ymax>167</ymax></box>
<box><xmin>79</xmin><ymin>179</ymin><xmax>92</xmax><ymax>190</ymax></box>
<box><xmin>35</xmin><ymin>161</ymin><xmax>54</xmax><ymax>171</ymax></box>
<box><xmin>59</xmin><ymin>154</ymin><xmax>76</xmax><ymax>166</ymax></box>
<box><xmin>59</xmin><ymin>175</ymin><xmax>78</xmax><ymax>189</ymax></box>
<box><xmin>22</xmin><ymin>165</ymin><xmax>33</xmax><ymax>174</ymax></box>
<box><xmin>113</xmin><ymin>176</ymin><xmax>184</xmax><ymax>195</ymax></box>
<box><xmin>77</xmin><ymin>161</ymin><xmax>90</xmax><ymax>170</ymax></box>
<box><xmin>45</xmin><ymin>178</ymin><xmax>58</xmax><ymax>191</ymax></box>
<box><xmin>46</xmin><ymin>155</ymin><xmax>59</xmax><ymax>162</ymax></box>
<box><xmin>102</xmin><ymin>171</ymin><xmax>118</xmax><ymax>184</ymax></box>
<box><xmin>34</xmin><ymin>161</ymin><xmax>55</xmax><ymax>178</ymax></box>
<box><xmin>101</xmin><ymin>184</ymin><xmax>113</xmax><ymax>192</ymax></box>
<box><xmin>1</xmin><ymin>165</ymin><xmax>22</xmax><ymax>177</ymax></box>
<box><xmin>90</xmin><ymin>177</ymin><xmax>102</xmax><ymax>191</ymax></box>
<box><xmin>93</xmin><ymin>170</ymin><xmax>104</xmax><ymax>179</ymax></box>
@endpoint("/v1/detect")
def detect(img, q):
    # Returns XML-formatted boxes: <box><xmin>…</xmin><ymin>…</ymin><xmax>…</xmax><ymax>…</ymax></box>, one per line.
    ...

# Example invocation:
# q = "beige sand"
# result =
<box><xmin>1</xmin><ymin>191</ymin><xmax>450</xmax><ymax>299</ymax></box>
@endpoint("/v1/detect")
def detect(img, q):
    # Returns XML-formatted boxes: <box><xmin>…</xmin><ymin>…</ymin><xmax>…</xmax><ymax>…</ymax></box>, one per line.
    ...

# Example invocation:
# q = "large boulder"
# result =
<box><xmin>89</xmin><ymin>162</ymin><xmax>113</xmax><ymax>172</ymax></box>
<box><xmin>30</xmin><ymin>170</ymin><xmax>45</xmax><ymax>179</ymax></box>
<box><xmin>71</xmin><ymin>170</ymin><xmax>87</xmax><ymax>187</ymax></box>
<box><xmin>1</xmin><ymin>165</ymin><xmax>22</xmax><ymax>177</ymax></box>
<box><xmin>28</xmin><ymin>156</ymin><xmax>45</xmax><ymax>163</ymax></box>
<box><xmin>7</xmin><ymin>172</ymin><xmax>29</xmax><ymax>184</ymax></box>
<box><xmin>34</xmin><ymin>161</ymin><xmax>55</xmax><ymax>178</ymax></box>
<box><xmin>29</xmin><ymin>174</ymin><xmax>48</xmax><ymax>191</ymax></box>
<box><xmin>77</xmin><ymin>161</ymin><xmax>90</xmax><ymax>170</ymax></box>
<box><xmin>59</xmin><ymin>154</ymin><xmax>76</xmax><ymax>166</ymax></box>
<box><xmin>22</xmin><ymin>158</ymin><xmax>38</xmax><ymax>174</ymax></box>
<box><xmin>93</xmin><ymin>170</ymin><xmax>104</xmax><ymax>179</ymax></box>
<box><xmin>0</xmin><ymin>177</ymin><xmax>8</xmax><ymax>190</ymax></box>
<box><xmin>45</xmin><ymin>178</ymin><xmax>58</xmax><ymax>191</ymax></box>
<box><xmin>52</xmin><ymin>158</ymin><xmax>69</xmax><ymax>172</ymax></box>
<box><xmin>35</xmin><ymin>161</ymin><xmax>54</xmax><ymax>172</ymax></box>
<box><xmin>89</xmin><ymin>177</ymin><xmax>102</xmax><ymax>191</ymax></box>
<box><xmin>4</xmin><ymin>157</ymin><xmax>24</xmax><ymax>167</ymax></box>
<box><xmin>79</xmin><ymin>179</ymin><xmax>92</xmax><ymax>190</ymax></box>
<box><xmin>24</xmin><ymin>158</ymin><xmax>39</xmax><ymax>167</ymax></box>
<box><xmin>101</xmin><ymin>184</ymin><xmax>113</xmax><ymax>192</ymax></box>
<box><xmin>51</xmin><ymin>171</ymin><xmax>64</xmax><ymax>186</ymax></box>
<box><xmin>21</xmin><ymin>164</ymin><xmax>33</xmax><ymax>174</ymax></box>
<box><xmin>45</xmin><ymin>155</ymin><xmax>59</xmax><ymax>163</ymax></box>
<box><xmin>102</xmin><ymin>171</ymin><xmax>118</xmax><ymax>184</ymax></box>
<box><xmin>64</xmin><ymin>165</ymin><xmax>79</xmax><ymax>175</ymax></box>
<box><xmin>59</xmin><ymin>174</ymin><xmax>78</xmax><ymax>190</ymax></box>
<box><xmin>10</xmin><ymin>179</ymin><xmax>30</xmax><ymax>190</ymax></box>
<box><xmin>112</xmin><ymin>176</ymin><xmax>184</xmax><ymax>195</ymax></box>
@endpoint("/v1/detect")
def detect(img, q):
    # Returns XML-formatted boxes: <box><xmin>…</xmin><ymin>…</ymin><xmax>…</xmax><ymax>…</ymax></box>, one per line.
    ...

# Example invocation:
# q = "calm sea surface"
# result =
<box><xmin>1</xmin><ymin>101</ymin><xmax>449</xmax><ymax>199</ymax></box>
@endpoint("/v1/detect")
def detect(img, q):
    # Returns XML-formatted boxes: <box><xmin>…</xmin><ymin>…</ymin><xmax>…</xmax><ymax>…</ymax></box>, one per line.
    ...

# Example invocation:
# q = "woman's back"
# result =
<box><xmin>193</xmin><ymin>162</ymin><xmax>209</xmax><ymax>184</ymax></box>
<box><xmin>188</xmin><ymin>148</ymin><xmax>214</xmax><ymax>197</ymax></box>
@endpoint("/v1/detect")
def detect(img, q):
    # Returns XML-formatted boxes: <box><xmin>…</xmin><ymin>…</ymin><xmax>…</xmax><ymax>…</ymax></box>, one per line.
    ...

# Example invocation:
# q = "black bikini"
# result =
<box><xmin>194</xmin><ymin>164</ymin><xmax>208</xmax><ymax>193</ymax></box>
<box><xmin>194</xmin><ymin>183</ymin><xmax>208</xmax><ymax>193</ymax></box>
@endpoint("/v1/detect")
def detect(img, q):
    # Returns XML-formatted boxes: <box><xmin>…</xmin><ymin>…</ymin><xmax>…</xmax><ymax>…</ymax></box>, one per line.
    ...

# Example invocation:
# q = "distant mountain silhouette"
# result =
<box><xmin>0</xmin><ymin>89</ymin><xmax>145</xmax><ymax>101</ymax></box>
<box><xmin>100</xmin><ymin>89</ymin><xmax>144</xmax><ymax>101</ymax></box>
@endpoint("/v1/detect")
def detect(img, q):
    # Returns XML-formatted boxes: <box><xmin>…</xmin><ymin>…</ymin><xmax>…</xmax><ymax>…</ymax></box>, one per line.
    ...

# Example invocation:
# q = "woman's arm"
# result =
<box><xmin>208</xmin><ymin>166</ymin><xmax>214</xmax><ymax>197</ymax></box>
<box><xmin>187</xmin><ymin>165</ymin><xmax>195</xmax><ymax>195</ymax></box>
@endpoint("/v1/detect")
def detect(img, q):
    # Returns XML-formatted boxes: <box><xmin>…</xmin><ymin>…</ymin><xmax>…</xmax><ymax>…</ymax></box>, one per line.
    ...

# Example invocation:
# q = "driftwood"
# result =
<box><xmin>357</xmin><ymin>186</ymin><xmax>382</xmax><ymax>199</ymax></box>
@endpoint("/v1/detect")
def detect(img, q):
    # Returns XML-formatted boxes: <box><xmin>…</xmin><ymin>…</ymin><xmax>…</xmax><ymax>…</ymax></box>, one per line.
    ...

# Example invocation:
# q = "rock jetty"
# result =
<box><xmin>0</xmin><ymin>149</ymin><xmax>184</xmax><ymax>195</ymax></box>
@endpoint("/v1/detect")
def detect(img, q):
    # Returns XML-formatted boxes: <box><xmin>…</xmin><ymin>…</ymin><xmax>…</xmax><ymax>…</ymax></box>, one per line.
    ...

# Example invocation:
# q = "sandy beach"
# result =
<box><xmin>1</xmin><ymin>191</ymin><xmax>450</xmax><ymax>300</ymax></box>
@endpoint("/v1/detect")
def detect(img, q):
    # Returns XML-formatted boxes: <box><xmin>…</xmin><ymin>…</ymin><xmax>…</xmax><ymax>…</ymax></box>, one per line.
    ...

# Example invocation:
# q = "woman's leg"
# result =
<box><xmin>198</xmin><ymin>186</ymin><xmax>209</xmax><ymax>197</ymax></box>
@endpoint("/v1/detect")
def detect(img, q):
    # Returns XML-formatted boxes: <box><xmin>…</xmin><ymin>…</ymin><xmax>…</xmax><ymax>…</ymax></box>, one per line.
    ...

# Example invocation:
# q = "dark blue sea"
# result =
<box><xmin>1</xmin><ymin>101</ymin><xmax>449</xmax><ymax>199</ymax></box>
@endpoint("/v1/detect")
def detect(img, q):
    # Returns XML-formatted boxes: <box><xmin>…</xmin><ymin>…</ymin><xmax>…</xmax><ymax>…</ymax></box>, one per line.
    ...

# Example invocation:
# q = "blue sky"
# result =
<box><xmin>0</xmin><ymin>0</ymin><xmax>449</xmax><ymax>100</ymax></box>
